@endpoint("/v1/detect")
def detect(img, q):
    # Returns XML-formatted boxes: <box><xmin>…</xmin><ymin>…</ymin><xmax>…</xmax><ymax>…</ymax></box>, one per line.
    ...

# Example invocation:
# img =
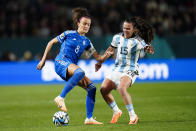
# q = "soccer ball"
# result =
<box><xmin>53</xmin><ymin>111</ymin><xmax>69</xmax><ymax>126</ymax></box>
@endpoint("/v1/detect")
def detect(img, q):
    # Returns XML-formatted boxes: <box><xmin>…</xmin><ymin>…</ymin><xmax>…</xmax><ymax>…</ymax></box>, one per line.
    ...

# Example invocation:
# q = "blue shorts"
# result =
<box><xmin>55</xmin><ymin>60</ymin><xmax>72</xmax><ymax>80</ymax></box>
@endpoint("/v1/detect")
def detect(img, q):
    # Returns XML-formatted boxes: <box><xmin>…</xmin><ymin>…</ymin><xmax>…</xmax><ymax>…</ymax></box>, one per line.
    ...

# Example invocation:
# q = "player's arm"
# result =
<box><xmin>94</xmin><ymin>34</ymin><xmax>118</xmax><ymax>72</ymax></box>
<box><xmin>144</xmin><ymin>45</ymin><xmax>154</xmax><ymax>54</ymax></box>
<box><xmin>37</xmin><ymin>37</ymin><xmax>59</xmax><ymax>70</ymax></box>
<box><xmin>92</xmin><ymin>46</ymin><xmax>114</xmax><ymax>63</ymax></box>
<box><xmin>95</xmin><ymin>46</ymin><xmax>115</xmax><ymax>72</ymax></box>
<box><xmin>85</xmin><ymin>41</ymin><xmax>113</xmax><ymax>63</ymax></box>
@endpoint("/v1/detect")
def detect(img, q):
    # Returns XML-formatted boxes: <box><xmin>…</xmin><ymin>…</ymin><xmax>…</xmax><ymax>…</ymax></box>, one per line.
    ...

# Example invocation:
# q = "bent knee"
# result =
<box><xmin>100</xmin><ymin>87</ymin><xmax>105</xmax><ymax>94</ymax></box>
<box><xmin>74</xmin><ymin>68</ymin><xmax>85</xmax><ymax>78</ymax></box>
<box><xmin>100</xmin><ymin>86</ymin><xmax>112</xmax><ymax>96</ymax></box>
<box><xmin>118</xmin><ymin>86</ymin><xmax>127</xmax><ymax>94</ymax></box>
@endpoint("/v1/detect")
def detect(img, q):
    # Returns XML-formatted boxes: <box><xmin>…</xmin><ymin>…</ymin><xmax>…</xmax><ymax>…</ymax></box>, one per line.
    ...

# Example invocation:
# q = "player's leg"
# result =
<box><xmin>100</xmin><ymin>78</ymin><xmax>122</xmax><ymax>124</ymax></box>
<box><xmin>118</xmin><ymin>75</ymin><xmax>138</xmax><ymax>124</ymax></box>
<box><xmin>59</xmin><ymin>64</ymin><xmax>85</xmax><ymax>98</ymax></box>
<box><xmin>55</xmin><ymin>63</ymin><xmax>85</xmax><ymax>112</ymax></box>
<box><xmin>100</xmin><ymin>78</ymin><xmax>115</xmax><ymax>104</ymax></box>
<box><xmin>78</xmin><ymin>77</ymin><xmax>103</xmax><ymax>125</ymax></box>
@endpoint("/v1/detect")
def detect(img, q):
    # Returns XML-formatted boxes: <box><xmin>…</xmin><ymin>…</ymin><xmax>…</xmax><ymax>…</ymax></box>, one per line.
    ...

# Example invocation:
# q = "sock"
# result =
<box><xmin>60</xmin><ymin>68</ymin><xmax>85</xmax><ymax>98</ymax></box>
<box><xmin>86</xmin><ymin>83</ymin><xmax>96</xmax><ymax>119</ymax></box>
<box><xmin>126</xmin><ymin>104</ymin><xmax>135</xmax><ymax>116</ymax></box>
<box><xmin>108</xmin><ymin>101</ymin><xmax>120</xmax><ymax>113</ymax></box>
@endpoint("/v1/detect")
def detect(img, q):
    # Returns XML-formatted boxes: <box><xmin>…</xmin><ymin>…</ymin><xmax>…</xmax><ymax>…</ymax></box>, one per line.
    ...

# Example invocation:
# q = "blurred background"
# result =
<box><xmin>0</xmin><ymin>1</ymin><xmax>196</xmax><ymax>130</ymax></box>
<box><xmin>0</xmin><ymin>0</ymin><xmax>196</xmax><ymax>61</ymax></box>
<box><xmin>0</xmin><ymin>0</ymin><xmax>196</xmax><ymax>84</ymax></box>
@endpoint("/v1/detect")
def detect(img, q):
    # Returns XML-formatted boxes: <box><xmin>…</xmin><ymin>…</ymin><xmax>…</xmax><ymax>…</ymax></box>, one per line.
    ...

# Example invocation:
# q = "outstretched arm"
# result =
<box><xmin>94</xmin><ymin>46</ymin><xmax>115</xmax><ymax>72</ymax></box>
<box><xmin>144</xmin><ymin>45</ymin><xmax>154</xmax><ymax>54</ymax></box>
<box><xmin>37</xmin><ymin>37</ymin><xmax>59</xmax><ymax>70</ymax></box>
<box><xmin>93</xmin><ymin>46</ymin><xmax>114</xmax><ymax>63</ymax></box>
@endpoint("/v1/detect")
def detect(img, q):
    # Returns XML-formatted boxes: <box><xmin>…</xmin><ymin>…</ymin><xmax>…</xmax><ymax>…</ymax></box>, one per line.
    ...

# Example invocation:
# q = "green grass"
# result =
<box><xmin>0</xmin><ymin>82</ymin><xmax>196</xmax><ymax>131</ymax></box>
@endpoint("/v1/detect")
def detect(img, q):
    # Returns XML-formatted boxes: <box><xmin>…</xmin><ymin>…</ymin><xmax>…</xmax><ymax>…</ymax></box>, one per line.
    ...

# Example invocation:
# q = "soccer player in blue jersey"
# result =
<box><xmin>95</xmin><ymin>17</ymin><xmax>154</xmax><ymax>125</ymax></box>
<box><xmin>37</xmin><ymin>8</ymin><xmax>109</xmax><ymax>125</ymax></box>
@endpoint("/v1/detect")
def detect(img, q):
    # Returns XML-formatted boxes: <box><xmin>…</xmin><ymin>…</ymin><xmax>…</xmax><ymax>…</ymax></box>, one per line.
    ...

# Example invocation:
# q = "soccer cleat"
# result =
<box><xmin>84</xmin><ymin>117</ymin><xmax>103</xmax><ymax>125</ymax></box>
<box><xmin>110</xmin><ymin>110</ymin><xmax>122</xmax><ymax>124</ymax></box>
<box><xmin>129</xmin><ymin>115</ymin><xmax>139</xmax><ymax>124</ymax></box>
<box><xmin>54</xmin><ymin>96</ymin><xmax>67</xmax><ymax>112</ymax></box>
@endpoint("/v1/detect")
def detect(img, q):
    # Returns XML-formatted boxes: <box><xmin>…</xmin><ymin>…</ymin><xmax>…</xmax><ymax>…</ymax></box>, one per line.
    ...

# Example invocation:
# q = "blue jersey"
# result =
<box><xmin>56</xmin><ymin>30</ymin><xmax>95</xmax><ymax>64</ymax></box>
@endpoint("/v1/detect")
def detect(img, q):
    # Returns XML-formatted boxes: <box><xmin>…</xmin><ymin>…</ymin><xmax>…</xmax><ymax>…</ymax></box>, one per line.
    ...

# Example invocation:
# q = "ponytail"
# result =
<box><xmin>125</xmin><ymin>17</ymin><xmax>154</xmax><ymax>44</ymax></box>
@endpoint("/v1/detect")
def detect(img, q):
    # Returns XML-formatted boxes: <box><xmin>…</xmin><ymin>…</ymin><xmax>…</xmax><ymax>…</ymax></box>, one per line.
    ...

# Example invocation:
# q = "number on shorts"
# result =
<box><xmin>127</xmin><ymin>70</ymin><xmax>138</xmax><ymax>78</ymax></box>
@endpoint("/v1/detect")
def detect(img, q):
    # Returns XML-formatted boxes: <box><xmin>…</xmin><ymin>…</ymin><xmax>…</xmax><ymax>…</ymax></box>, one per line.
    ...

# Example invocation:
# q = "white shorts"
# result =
<box><xmin>106</xmin><ymin>70</ymin><xmax>139</xmax><ymax>88</ymax></box>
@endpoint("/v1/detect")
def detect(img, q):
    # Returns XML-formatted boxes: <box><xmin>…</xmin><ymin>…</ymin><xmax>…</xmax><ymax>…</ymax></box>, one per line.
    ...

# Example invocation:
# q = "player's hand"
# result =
<box><xmin>106</xmin><ymin>50</ymin><xmax>113</xmax><ymax>57</ymax></box>
<box><xmin>37</xmin><ymin>60</ymin><xmax>45</xmax><ymax>70</ymax></box>
<box><xmin>144</xmin><ymin>45</ymin><xmax>154</xmax><ymax>54</ymax></box>
<box><xmin>95</xmin><ymin>62</ymin><xmax>102</xmax><ymax>72</ymax></box>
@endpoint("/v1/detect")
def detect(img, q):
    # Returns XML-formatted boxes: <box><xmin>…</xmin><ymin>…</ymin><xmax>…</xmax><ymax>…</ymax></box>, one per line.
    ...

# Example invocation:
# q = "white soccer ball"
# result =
<box><xmin>53</xmin><ymin>111</ymin><xmax>69</xmax><ymax>126</ymax></box>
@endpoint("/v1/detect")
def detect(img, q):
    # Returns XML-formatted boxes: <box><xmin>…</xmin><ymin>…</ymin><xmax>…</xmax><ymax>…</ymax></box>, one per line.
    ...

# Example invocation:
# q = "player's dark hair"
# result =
<box><xmin>72</xmin><ymin>7</ymin><xmax>91</xmax><ymax>29</ymax></box>
<box><xmin>125</xmin><ymin>17</ymin><xmax>154</xmax><ymax>44</ymax></box>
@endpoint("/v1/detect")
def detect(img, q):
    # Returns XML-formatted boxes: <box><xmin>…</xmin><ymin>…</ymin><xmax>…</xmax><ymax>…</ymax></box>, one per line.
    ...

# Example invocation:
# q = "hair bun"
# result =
<box><xmin>72</xmin><ymin>7</ymin><xmax>90</xmax><ymax>29</ymax></box>
<box><xmin>72</xmin><ymin>8</ymin><xmax>88</xmax><ymax>16</ymax></box>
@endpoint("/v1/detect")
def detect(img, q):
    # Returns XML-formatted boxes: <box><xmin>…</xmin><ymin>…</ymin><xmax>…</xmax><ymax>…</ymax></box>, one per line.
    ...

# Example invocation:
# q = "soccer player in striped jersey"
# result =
<box><xmin>37</xmin><ymin>8</ymin><xmax>110</xmax><ymax>125</ymax></box>
<box><xmin>96</xmin><ymin>17</ymin><xmax>154</xmax><ymax>124</ymax></box>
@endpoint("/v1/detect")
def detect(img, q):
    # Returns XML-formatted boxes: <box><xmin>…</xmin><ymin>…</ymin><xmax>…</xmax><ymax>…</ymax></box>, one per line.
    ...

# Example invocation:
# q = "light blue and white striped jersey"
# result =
<box><xmin>112</xmin><ymin>33</ymin><xmax>148</xmax><ymax>73</ymax></box>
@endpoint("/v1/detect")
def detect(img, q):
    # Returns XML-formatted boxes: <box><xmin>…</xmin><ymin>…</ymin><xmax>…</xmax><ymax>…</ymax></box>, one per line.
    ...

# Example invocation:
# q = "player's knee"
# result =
<box><xmin>100</xmin><ymin>87</ymin><xmax>105</xmax><ymax>95</ymax></box>
<box><xmin>100</xmin><ymin>87</ymin><xmax>110</xmax><ymax>96</ymax></box>
<box><xmin>118</xmin><ymin>87</ymin><xmax>126</xmax><ymax>96</ymax></box>
<box><xmin>74</xmin><ymin>68</ymin><xmax>85</xmax><ymax>79</ymax></box>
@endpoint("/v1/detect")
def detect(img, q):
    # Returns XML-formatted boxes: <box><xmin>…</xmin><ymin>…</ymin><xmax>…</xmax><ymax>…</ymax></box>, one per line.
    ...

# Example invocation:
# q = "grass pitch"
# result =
<box><xmin>0</xmin><ymin>82</ymin><xmax>196</xmax><ymax>131</ymax></box>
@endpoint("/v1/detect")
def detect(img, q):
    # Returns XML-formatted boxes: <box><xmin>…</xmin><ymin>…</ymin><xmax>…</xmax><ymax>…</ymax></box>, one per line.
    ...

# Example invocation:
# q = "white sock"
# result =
<box><xmin>108</xmin><ymin>101</ymin><xmax>120</xmax><ymax>114</ymax></box>
<box><xmin>126</xmin><ymin>104</ymin><xmax>136</xmax><ymax>116</ymax></box>
<box><xmin>86</xmin><ymin>117</ymin><xmax>92</xmax><ymax>120</ymax></box>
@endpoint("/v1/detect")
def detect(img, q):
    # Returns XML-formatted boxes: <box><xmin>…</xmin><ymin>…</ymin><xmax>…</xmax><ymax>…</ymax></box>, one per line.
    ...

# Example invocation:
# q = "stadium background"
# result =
<box><xmin>0</xmin><ymin>0</ymin><xmax>196</xmax><ymax>131</ymax></box>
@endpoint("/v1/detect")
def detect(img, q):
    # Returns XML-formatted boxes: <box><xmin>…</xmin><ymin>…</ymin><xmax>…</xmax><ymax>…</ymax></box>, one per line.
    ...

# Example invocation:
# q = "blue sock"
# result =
<box><xmin>60</xmin><ymin>68</ymin><xmax>85</xmax><ymax>98</ymax></box>
<box><xmin>86</xmin><ymin>83</ymin><xmax>96</xmax><ymax>119</ymax></box>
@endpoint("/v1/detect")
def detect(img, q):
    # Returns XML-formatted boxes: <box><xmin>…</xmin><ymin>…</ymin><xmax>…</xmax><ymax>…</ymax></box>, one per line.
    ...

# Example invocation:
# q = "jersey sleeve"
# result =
<box><xmin>141</xmin><ymin>40</ymin><xmax>148</xmax><ymax>48</ymax></box>
<box><xmin>136</xmin><ymin>37</ymin><xmax>148</xmax><ymax>50</ymax></box>
<box><xmin>111</xmin><ymin>35</ymin><xmax>119</xmax><ymax>48</ymax></box>
<box><xmin>85</xmin><ymin>39</ymin><xmax>96</xmax><ymax>58</ymax></box>
<box><xmin>56</xmin><ymin>31</ymin><xmax>69</xmax><ymax>44</ymax></box>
